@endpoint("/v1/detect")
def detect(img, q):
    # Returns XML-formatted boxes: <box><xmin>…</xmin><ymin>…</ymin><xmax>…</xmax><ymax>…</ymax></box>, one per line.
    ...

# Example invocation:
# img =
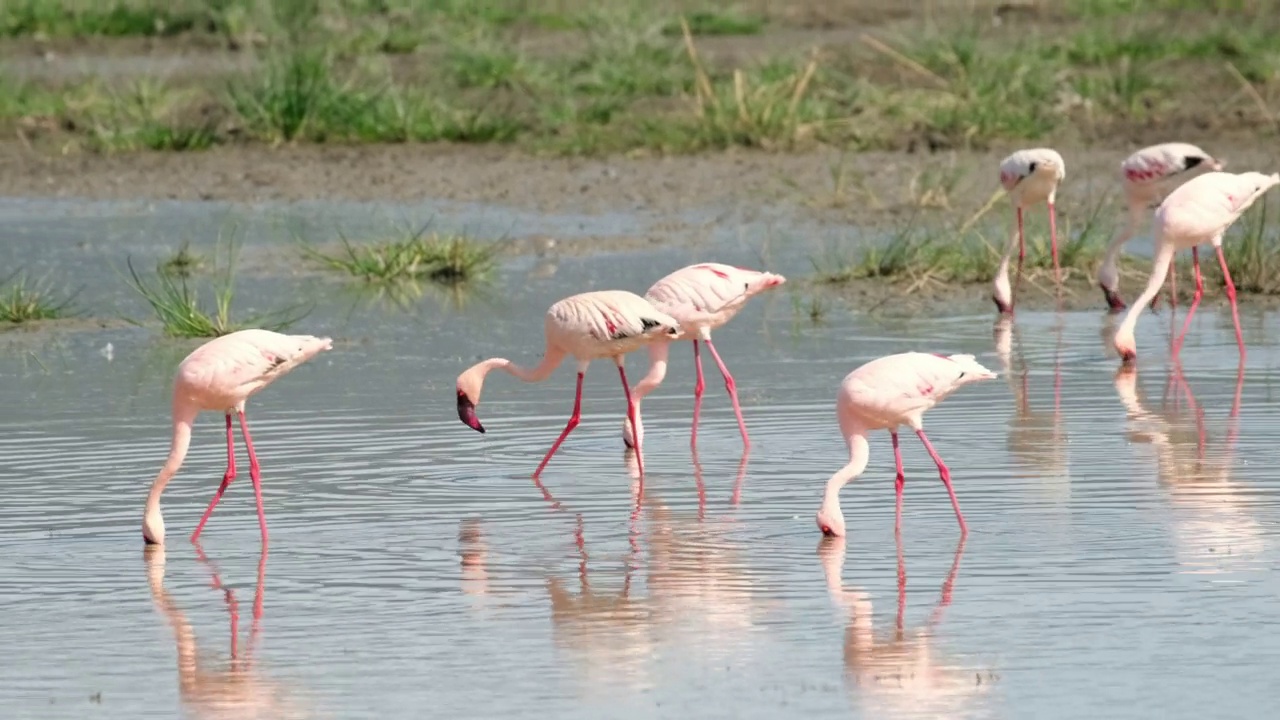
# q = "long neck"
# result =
<box><xmin>823</xmin><ymin>430</ymin><xmax>870</xmax><ymax>510</ymax></box>
<box><xmin>479</xmin><ymin>345</ymin><xmax>567</xmax><ymax>386</ymax></box>
<box><xmin>1117</xmin><ymin>241</ymin><xmax>1177</xmax><ymax>341</ymax></box>
<box><xmin>1100</xmin><ymin>206</ymin><xmax>1145</xmax><ymax>285</ymax></box>
<box><xmin>632</xmin><ymin>341</ymin><xmax>671</xmax><ymax>402</ymax></box>
<box><xmin>146</xmin><ymin>405</ymin><xmax>196</xmax><ymax>518</ymax></box>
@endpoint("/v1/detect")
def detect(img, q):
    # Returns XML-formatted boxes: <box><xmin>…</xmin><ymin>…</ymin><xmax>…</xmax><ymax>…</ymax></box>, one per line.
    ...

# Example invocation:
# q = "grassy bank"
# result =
<box><xmin>2</xmin><ymin>0</ymin><xmax>1279</xmax><ymax>155</ymax></box>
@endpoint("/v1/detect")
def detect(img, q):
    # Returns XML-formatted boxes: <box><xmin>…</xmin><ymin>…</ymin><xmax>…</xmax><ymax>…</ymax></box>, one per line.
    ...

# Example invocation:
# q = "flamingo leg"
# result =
<box><xmin>703</xmin><ymin>338</ymin><xmax>750</xmax><ymax>450</ymax></box>
<box><xmin>1172</xmin><ymin>247</ymin><xmax>1203</xmax><ymax>356</ymax></box>
<box><xmin>1216</xmin><ymin>245</ymin><xmax>1246</xmax><ymax>360</ymax></box>
<box><xmin>191</xmin><ymin>413</ymin><xmax>237</xmax><ymax>543</ymax></box>
<box><xmin>1015</xmin><ymin>207</ymin><xmax>1026</xmax><ymax>288</ymax></box>
<box><xmin>617</xmin><ymin>362</ymin><xmax>645</xmax><ymax>483</ymax></box>
<box><xmin>914</xmin><ymin>429</ymin><xmax>967</xmax><ymax>536</ymax></box>
<box><xmin>534</xmin><ymin>371</ymin><xmax>585</xmax><ymax>479</ymax></box>
<box><xmin>1048</xmin><ymin>201</ymin><xmax>1060</xmax><ymax>283</ymax></box>
<box><xmin>690</xmin><ymin>340</ymin><xmax>706</xmax><ymax>448</ymax></box>
<box><xmin>891</xmin><ymin>430</ymin><xmax>905</xmax><ymax>534</ymax></box>
<box><xmin>236</xmin><ymin>410</ymin><xmax>269</xmax><ymax>547</ymax></box>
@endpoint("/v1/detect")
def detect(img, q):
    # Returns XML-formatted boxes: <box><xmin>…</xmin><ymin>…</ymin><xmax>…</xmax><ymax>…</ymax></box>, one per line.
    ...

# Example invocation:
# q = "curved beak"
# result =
<box><xmin>457</xmin><ymin>391</ymin><xmax>485</xmax><ymax>433</ymax></box>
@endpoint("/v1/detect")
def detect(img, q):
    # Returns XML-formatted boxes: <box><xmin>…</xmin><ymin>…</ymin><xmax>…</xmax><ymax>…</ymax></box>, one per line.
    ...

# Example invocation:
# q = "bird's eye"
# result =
<box><xmin>958</xmin><ymin>371</ymin><xmax>966</xmax><ymax>379</ymax></box>
<box><xmin>1027</xmin><ymin>162</ymin><xmax>1037</xmax><ymax>173</ymax></box>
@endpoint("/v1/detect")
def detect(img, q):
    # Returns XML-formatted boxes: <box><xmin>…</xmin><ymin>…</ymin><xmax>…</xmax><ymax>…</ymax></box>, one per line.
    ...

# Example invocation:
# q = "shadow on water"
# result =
<box><xmin>144</xmin><ymin>545</ymin><xmax>315</xmax><ymax>719</ymax></box>
<box><xmin>818</xmin><ymin>534</ymin><xmax>993</xmax><ymax>719</ymax></box>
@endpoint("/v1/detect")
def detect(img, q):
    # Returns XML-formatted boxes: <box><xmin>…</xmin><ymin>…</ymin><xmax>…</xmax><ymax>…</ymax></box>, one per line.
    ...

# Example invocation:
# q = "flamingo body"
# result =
<box><xmin>621</xmin><ymin>263</ymin><xmax>785</xmax><ymax>450</ymax></box>
<box><xmin>455</xmin><ymin>290</ymin><xmax>679</xmax><ymax>480</ymax></box>
<box><xmin>142</xmin><ymin>329</ymin><xmax>334</xmax><ymax>546</ymax></box>
<box><xmin>816</xmin><ymin>352</ymin><xmax>996</xmax><ymax>538</ymax></box>
<box><xmin>1099</xmin><ymin>143</ymin><xmax>1224</xmax><ymax>310</ymax></box>
<box><xmin>994</xmin><ymin>148</ymin><xmax>1066</xmax><ymax>314</ymax></box>
<box><xmin>1113</xmin><ymin>170</ymin><xmax>1280</xmax><ymax>363</ymax></box>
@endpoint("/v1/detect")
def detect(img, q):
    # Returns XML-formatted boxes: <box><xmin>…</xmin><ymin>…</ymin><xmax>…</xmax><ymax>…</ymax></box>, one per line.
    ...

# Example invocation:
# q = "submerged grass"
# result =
<box><xmin>125</xmin><ymin>241</ymin><xmax>308</xmax><ymax>337</ymax></box>
<box><xmin>158</xmin><ymin>240</ymin><xmax>206</xmax><ymax>278</ymax></box>
<box><xmin>304</xmin><ymin>228</ymin><xmax>496</xmax><ymax>285</ymax></box>
<box><xmin>0</xmin><ymin>271</ymin><xmax>77</xmax><ymax>323</ymax></box>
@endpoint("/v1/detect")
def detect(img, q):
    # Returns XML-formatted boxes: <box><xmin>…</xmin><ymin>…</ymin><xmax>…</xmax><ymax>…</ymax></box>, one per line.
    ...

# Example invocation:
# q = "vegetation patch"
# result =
<box><xmin>0</xmin><ymin>271</ymin><xmax>77</xmax><ymax>324</ymax></box>
<box><xmin>124</xmin><ymin>242</ymin><xmax>308</xmax><ymax>338</ymax></box>
<box><xmin>304</xmin><ymin>228</ymin><xmax>496</xmax><ymax>285</ymax></box>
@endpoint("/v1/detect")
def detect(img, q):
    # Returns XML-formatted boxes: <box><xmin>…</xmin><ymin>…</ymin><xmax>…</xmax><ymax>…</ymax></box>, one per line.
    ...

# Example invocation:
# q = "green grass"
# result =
<box><xmin>812</xmin><ymin>200</ymin><xmax>1115</xmax><ymax>288</ymax></box>
<box><xmin>4</xmin><ymin>0</ymin><xmax>1280</xmax><ymax>153</ymax></box>
<box><xmin>662</xmin><ymin>10</ymin><xmax>765</xmax><ymax>37</ymax></box>
<box><xmin>0</xmin><ymin>271</ymin><xmax>77</xmax><ymax>323</ymax></box>
<box><xmin>124</xmin><ymin>247</ymin><xmax>308</xmax><ymax>338</ymax></box>
<box><xmin>304</xmin><ymin>229</ymin><xmax>496</xmax><ymax>284</ymax></box>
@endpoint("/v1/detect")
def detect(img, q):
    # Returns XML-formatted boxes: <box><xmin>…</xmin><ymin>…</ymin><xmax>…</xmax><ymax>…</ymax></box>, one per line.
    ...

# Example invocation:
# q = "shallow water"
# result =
<box><xmin>3</xmin><ymin>197</ymin><xmax>1280</xmax><ymax>719</ymax></box>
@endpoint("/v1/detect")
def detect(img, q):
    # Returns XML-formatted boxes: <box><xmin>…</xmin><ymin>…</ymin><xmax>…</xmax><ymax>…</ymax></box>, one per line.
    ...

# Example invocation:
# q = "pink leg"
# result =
<box><xmin>1169</xmin><ymin>260</ymin><xmax>1178</xmax><ymax>309</ymax></box>
<box><xmin>704</xmin><ymin>338</ymin><xmax>750</xmax><ymax>450</ymax></box>
<box><xmin>1216</xmin><ymin>245</ymin><xmax>1246</xmax><ymax>361</ymax></box>
<box><xmin>914</xmin><ymin>429</ymin><xmax>967</xmax><ymax>536</ymax></box>
<box><xmin>236</xmin><ymin>410</ymin><xmax>269</xmax><ymax>547</ymax></box>
<box><xmin>618</xmin><ymin>363</ymin><xmax>645</xmax><ymax>484</ymax></box>
<box><xmin>1048</xmin><ymin>201</ymin><xmax>1060</xmax><ymax>283</ymax></box>
<box><xmin>1172</xmin><ymin>247</ymin><xmax>1203</xmax><ymax>357</ymax></box>
<box><xmin>191</xmin><ymin>414</ymin><xmax>237</xmax><ymax>543</ymax></box>
<box><xmin>690</xmin><ymin>340</ymin><xmax>706</xmax><ymax>449</ymax></box>
<box><xmin>891</xmin><ymin>430</ymin><xmax>905</xmax><ymax>533</ymax></box>
<box><xmin>534</xmin><ymin>372</ymin><xmax>585</xmax><ymax>478</ymax></box>
<box><xmin>1015</xmin><ymin>207</ymin><xmax>1026</xmax><ymax>285</ymax></box>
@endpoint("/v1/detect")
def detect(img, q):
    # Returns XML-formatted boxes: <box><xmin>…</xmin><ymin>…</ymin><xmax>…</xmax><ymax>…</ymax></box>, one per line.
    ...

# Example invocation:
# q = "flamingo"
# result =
<box><xmin>621</xmin><ymin>263</ymin><xmax>786</xmax><ymax>451</ymax></box>
<box><xmin>455</xmin><ymin>290</ymin><xmax>680</xmax><ymax>480</ymax></box>
<box><xmin>993</xmin><ymin>148</ymin><xmax>1066</xmax><ymax>314</ymax></box>
<box><xmin>1113</xmin><ymin>170</ymin><xmax>1280</xmax><ymax>364</ymax></box>
<box><xmin>142</xmin><ymin>329</ymin><xmax>333</xmax><ymax>546</ymax></box>
<box><xmin>816</xmin><ymin>352</ymin><xmax>997</xmax><ymax>538</ymax></box>
<box><xmin>1098</xmin><ymin>143</ymin><xmax>1225</xmax><ymax>311</ymax></box>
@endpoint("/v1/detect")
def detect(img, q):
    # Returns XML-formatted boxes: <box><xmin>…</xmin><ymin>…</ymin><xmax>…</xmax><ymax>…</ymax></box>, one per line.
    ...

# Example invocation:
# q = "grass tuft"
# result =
<box><xmin>157</xmin><ymin>240</ymin><xmax>206</xmax><ymax>278</ymax></box>
<box><xmin>124</xmin><ymin>243</ymin><xmax>308</xmax><ymax>338</ymax></box>
<box><xmin>305</xmin><ymin>229</ymin><xmax>496</xmax><ymax>285</ymax></box>
<box><xmin>0</xmin><ymin>271</ymin><xmax>77</xmax><ymax>323</ymax></box>
<box><xmin>663</xmin><ymin>10</ymin><xmax>765</xmax><ymax>37</ymax></box>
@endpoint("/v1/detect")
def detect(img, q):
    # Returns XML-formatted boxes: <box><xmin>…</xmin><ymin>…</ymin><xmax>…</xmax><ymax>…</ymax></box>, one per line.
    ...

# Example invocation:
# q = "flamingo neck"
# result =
<box><xmin>822</xmin><ymin>431</ymin><xmax>870</xmax><ymax>511</ymax></box>
<box><xmin>480</xmin><ymin>345</ymin><xmax>567</xmax><ymax>386</ymax></box>
<box><xmin>146</xmin><ymin>409</ymin><xmax>195</xmax><ymax>517</ymax></box>
<box><xmin>1117</xmin><ymin>240</ymin><xmax>1177</xmax><ymax>340</ymax></box>
<box><xmin>633</xmin><ymin>341</ymin><xmax>671</xmax><ymax>401</ymax></box>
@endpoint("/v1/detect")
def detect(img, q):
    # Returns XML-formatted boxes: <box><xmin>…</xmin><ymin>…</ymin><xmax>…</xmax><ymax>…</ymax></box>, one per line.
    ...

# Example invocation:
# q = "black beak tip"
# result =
<box><xmin>456</xmin><ymin>393</ymin><xmax>485</xmax><ymax>433</ymax></box>
<box><xmin>143</xmin><ymin>533</ymin><xmax>159</xmax><ymax>545</ymax></box>
<box><xmin>821</xmin><ymin>526</ymin><xmax>834</xmax><ymax>537</ymax></box>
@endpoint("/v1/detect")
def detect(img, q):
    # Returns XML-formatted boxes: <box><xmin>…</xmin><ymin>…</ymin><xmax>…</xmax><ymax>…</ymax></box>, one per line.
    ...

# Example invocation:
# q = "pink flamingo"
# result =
<box><xmin>1098</xmin><ymin>143</ymin><xmax>1224</xmax><ymax>311</ymax></box>
<box><xmin>621</xmin><ymin>263</ymin><xmax>785</xmax><ymax>451</ymax></box>
<box><xmin>1113</xmin><ymin>170</ymin><xmax>1279</xmax><ymax>364</ymax></box>
<box><xmin>993</xmin><ymin>148</ymin><xmax>1066</xmax><ymax>314</ymax></box>
<box><xmin>456</xmin><ymin>290</ymin><xmax>680</xmax><ymax>480</ymax></box>
<box><xmin>142</xmin><ymin>329</ymin><xmax>333</xmax><ymax>546</ymax></box>
<box><xmin>816</xmin><ymin>352</ymin><xmax>997</xmax><ymax>538</ymax></box>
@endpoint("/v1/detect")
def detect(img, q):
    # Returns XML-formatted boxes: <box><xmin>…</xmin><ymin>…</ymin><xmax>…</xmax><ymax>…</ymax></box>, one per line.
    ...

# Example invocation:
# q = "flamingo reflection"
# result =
<box><xmin>144</xmin><ymin>545</ymin><xmax>313</xmax><ymax>719</ymax></box>
<box><xmin>994</xmin><ymin>316</ymin><xmax>1068</xmax><ymax>494</ymax></box>
<box><xmin>460</xmin><ymin>482</ymin><xmax>766</xmax><ymax>695</ymax></box>
<box><xmin>819</xmin><ymin>536</ymin><xmax>992</xmax><ymax>718</ymax></box>
<box><xmin>1113</xmin><ymin>358</ymin><xmax>1262</xmax><ymax>575</ymax></box>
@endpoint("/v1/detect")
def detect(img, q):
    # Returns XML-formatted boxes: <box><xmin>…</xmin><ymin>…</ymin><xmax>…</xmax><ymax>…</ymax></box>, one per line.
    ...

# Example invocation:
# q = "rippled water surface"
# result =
<box><xmin>3</xmin><ymin>198</ymin><xmax>1280</xmax><ymax>719</ymax></box>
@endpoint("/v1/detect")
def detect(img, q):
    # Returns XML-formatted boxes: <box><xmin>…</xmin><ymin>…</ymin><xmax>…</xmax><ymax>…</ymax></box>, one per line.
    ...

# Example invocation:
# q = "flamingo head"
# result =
<box><xmin>456</xmin><ymin>370</ymin><xmax>486</xmax><ymax>433</ymax></box>
<box><xmin>816</xmin><ymin>501</ymin><xmax>846</xmax><ymax>538</ymax></box>
<box><xmin>142</xmin><ymin>506</ymin><xmax>165</xmax><ymax>546</ymax></box>
<box><xmin>1113</xmin><ymin>326</ymin><xmax>1138</xmax><ymax>365</ymax></box>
